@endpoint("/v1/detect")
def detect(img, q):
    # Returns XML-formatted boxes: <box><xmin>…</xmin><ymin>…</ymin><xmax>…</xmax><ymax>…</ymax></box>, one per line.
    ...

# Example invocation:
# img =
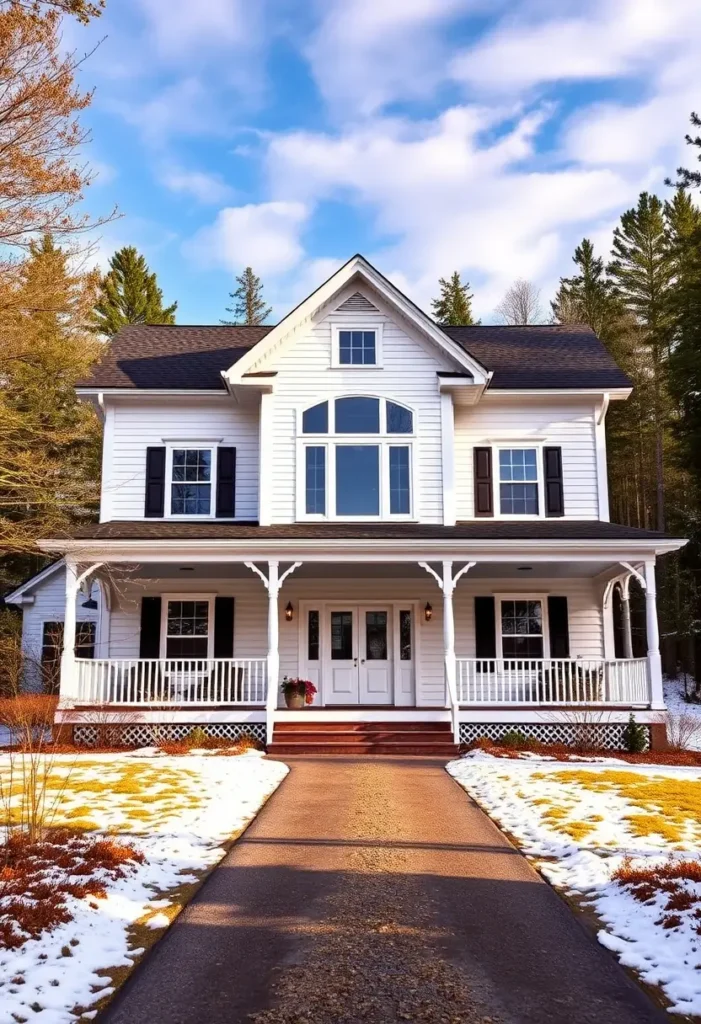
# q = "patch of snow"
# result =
<box><xmin>0</xmin><ymin>753</ymin><xmax>288</xmax><ymax>1023</ymax></box>
<box><xmin>145</xmin><ymin>913</ymin><xmax>171</xmax><ymax>930</ymax></box>
<box><xmin>447</xmin><ymin>755</ymin><xmax>701</xmax><ymax>1015</ymax></box>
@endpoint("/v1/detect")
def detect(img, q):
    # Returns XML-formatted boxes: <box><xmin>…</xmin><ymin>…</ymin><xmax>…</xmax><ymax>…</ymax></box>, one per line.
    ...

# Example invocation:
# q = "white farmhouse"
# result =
<box><xmin>5</xmin><ymin>256</ymin><xmax>685</xmax><ymax>752</ymax></box>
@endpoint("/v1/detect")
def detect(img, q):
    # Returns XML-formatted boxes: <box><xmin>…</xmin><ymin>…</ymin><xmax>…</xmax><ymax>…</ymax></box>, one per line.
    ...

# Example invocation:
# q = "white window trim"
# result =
<box><xmin>331</xmin><ymin>323</ymin><xmax>384</xmax><ymax>369</ymax></box>
<box><xmin>160</xmin><ymin>594</ymin><xmax>215</xmax><ymax>660</ymax></box>
<box><xmin>295</xmin><ymin>396</ymin><xmax>417</xmax><ymax>522</ymax></box>
<box><xmin>164</xmin><ymin>444</ymin><xmax>217</xmax><ymax>520</ymax></box>
<box><xmin>492</xmin><ymin>443</ymin><xmax>546</xmax><ymax>521</ymax></box>
<box><xmin>494</xmin><ymin>593</ymin><xmax>550</xmax><ymax>660</ymax></box>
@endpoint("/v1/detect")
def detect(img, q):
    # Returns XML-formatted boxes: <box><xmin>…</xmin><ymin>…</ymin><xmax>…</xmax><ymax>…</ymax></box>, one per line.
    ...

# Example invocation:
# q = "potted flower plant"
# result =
<box><xmin>281</xmin><ymin>677</ymin><xmax>317</xmax><ymax>709</ymax></box>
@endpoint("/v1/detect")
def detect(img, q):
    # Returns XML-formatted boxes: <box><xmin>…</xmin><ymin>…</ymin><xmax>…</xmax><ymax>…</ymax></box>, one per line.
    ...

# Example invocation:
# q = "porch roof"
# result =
<box><xmin>56</xmin><ymin>519</ymin><xmax>675</xmax><ymax>543</ymax></box>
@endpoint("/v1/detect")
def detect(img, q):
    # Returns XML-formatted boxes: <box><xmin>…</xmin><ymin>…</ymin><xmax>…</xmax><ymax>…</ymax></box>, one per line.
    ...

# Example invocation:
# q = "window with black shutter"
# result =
<box><xmin>473</xmin><ymin>448</ymin><xmax>493</xmax><ymax>517</ymax></box>
<box><xmin>544</xmin><ymin>447</ymin><xmax>565</xmax><ymax>517</ymax></box>
<box><xmin>216</xmin><ymin>448</ymin><xmax>236</xmax><ymax>518</ymax></box>
<box><xmin>145</xmin><ymin>447</ymin><xmax>166</xmax><ymax>518</ymax></box>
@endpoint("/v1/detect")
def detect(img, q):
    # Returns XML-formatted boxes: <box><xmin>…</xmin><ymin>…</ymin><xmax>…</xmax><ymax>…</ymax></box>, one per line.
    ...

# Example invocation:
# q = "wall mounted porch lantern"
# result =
<box><xmin>424</xmin><ymin>602</ymin><xmax>433</xmax><ymax>622</ymax></box>
<box><xmin>285</xmin><ymin>601</ymin><xmax>294</xmax><ymax>621</ymax></box>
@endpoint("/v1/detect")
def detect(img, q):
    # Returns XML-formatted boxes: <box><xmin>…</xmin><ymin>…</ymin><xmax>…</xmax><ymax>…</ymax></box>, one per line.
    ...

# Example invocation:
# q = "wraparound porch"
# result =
<box><xmin>46</xmin><ymin>539</ymin><xmax>671</xmax><ymax>745</ymax></box>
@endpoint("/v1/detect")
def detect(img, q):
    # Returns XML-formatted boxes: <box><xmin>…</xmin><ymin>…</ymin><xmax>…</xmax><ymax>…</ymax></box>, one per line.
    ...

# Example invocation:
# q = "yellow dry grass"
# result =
<box><xmin>0</xmin><ymin>758</ymin><xmax>206</xmax><ymax>835</ymax></box>
<box><xmin>530</xmin><ymin>769</ymin><xmax>701</xmax><ymax>846</ymax></box>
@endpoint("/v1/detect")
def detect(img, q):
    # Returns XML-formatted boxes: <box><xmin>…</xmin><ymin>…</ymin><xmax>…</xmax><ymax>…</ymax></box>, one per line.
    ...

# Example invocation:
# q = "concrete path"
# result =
<box><xmin>100</xmin><ymin>757</ymin><xmax>667</xmax><ymax>1024</ymax></box>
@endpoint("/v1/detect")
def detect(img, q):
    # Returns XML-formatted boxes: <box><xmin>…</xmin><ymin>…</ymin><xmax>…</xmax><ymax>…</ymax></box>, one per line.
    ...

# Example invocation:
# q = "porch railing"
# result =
<box><xmin>455</xmin><ymin>657</ymin><xmax>650</xmax><ymax>706</ymax></box>
<box><xmin>74</xmin><ymin>658</ymin><xmax>268</xmax><ymax>706</ymax></box>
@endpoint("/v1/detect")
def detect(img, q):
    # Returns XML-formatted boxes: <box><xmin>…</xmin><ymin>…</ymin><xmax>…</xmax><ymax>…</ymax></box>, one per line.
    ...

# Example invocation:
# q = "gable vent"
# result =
<box><xmin>336</xmin><ymin>292</ymin><xmax>379</xmax><ymax>313</ymax></box>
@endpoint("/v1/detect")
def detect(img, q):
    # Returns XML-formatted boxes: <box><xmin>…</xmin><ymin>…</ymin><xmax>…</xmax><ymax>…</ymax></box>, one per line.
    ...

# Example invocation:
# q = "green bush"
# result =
<box><xmin>622</xmin><ymin>713</ymin><xmax>647</xmax><ymax>754</ymax></box>
<box><xmin>186</xmin><ymin>726</ymin><xmax>208</xmax><ymax>749</ymax></box>
<box><xmin>499</xmin><ymin>729</ymin><xmax>532</xmax><ymax>749</ymax></box>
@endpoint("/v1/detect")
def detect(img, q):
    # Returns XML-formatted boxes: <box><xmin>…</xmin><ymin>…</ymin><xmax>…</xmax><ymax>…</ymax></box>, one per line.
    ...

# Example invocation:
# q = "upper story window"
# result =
<box><xmin>332</xmin><ymin>324</ymin><xmax>383</xmax><ymax>368</ymax></box>
<box><xmin>170</xmin><ymin>448</ymin><xmax>213</xmax><ymax>516</ymax></box>
<box><xmin>298</xmin><ymin>396</ymin><xmax>415</xmax><ymax>520</ymax></box>
<box><xmin>498</xmin><ymin>448</ymin><xmax>539</xmax><ymax>515</ymax></box>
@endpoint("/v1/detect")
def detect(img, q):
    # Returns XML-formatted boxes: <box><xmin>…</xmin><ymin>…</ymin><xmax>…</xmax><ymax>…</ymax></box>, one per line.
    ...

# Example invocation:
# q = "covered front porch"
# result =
<box><xmin>43</xmin><ymin>532</ymin><xmax>672</xmax><ymax>745</ymax></box>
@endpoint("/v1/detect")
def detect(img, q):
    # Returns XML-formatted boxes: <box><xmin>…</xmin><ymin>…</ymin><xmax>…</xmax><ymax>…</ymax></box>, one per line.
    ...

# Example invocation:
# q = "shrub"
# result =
<box><xmin>622</xmin><ymin>713</ymin><xmax>647</xmax><ymax>753</ymax></box>
<box><xmin>666</xmin><ymin>712</ymin><xmax>701</xmax><ymax>751</ymax></box>
<box><xmin>185</xmin><ymin>726</ymin><xmax>208</xmax><ymax>749</ymax></box>
<box><xmin>499</xmin><ymin>729</ymin><xmax>533</xmax><ymax>749</ymax></box>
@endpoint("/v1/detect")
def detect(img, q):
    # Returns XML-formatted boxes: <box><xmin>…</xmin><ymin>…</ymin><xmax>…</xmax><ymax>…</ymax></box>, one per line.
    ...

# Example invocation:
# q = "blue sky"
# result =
<box><xmin>68</xmin><ymin>0</ymin><xmax>699</xmax><ymax>324</ymax></box>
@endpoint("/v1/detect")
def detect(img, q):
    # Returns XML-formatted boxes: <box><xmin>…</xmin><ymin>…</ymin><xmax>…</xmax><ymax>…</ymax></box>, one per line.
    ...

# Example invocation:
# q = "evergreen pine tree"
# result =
<box><xmin>92</xmin><ymin>246</ymin><xmax>177</xmax><ymax>335</ymax></box>
<box><xmin>431</xmin><ymin>271</ymin><xmax>476</xmax><ymax>325</ymax></box>
<box><xmin>608</xmin><ymin>193</ymin><xmax>675</xmax><ymax>531</ymax></box>
<box><xmin>666</xmin><ymin>112</ymin><xmax>701</xmax><ymax>190</ymax></box>
<box><xmin>551</xmin><ymin>239</ymin><xmax>620</xmax><ymax>339</ymax></box>
<box><xmin>221</xmin><ymin>267</ymin><xmax>272</xmax><ymax>325</ymax></box>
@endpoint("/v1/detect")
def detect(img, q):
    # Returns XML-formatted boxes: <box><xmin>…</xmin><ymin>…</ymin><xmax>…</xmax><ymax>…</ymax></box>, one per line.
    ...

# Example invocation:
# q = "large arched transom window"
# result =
<box><xmin>298</xmin><ymin>397</ymin><xmax>415</xmax><ymax>520</ymax></box>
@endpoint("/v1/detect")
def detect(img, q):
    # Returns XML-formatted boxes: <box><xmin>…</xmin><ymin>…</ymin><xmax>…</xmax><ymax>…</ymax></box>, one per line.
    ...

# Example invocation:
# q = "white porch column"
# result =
<box><xmin>266</xmin><ymin>561</ymin><xmax>280</xmax><ymax>707</ymax></box>
<box><xmin>644</xmin><ymin>559</ymin><xmax>665</xmax><ymax>709</ymax></box>
<box><xmin>620</xmin><ymin>576</ymin><xmax>634</xmax><ymax>661</ymax></box>
<box><xmin>442</xmin><ymin>561</ymin><xmax>456</xmax><ymax>710</ymax></box>
<box><xmin>60</xmin><ymin>558</ymin><xmax>79</xmax><ymax>702</ymax></box>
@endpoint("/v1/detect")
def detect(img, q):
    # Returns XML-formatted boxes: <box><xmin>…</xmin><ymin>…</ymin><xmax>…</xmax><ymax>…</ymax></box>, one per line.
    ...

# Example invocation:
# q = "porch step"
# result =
<box><xmin>268</xmin><ymin>720</ymin><xmax>458</xmax><ymax>757</ymax></box>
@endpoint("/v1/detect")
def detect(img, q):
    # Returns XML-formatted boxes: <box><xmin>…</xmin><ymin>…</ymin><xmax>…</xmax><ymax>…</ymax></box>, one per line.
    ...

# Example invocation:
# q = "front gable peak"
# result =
<box><xmin>223</xmin><ymin>255</ymin><xmax>490</xmax><ymax>386</ymax></box>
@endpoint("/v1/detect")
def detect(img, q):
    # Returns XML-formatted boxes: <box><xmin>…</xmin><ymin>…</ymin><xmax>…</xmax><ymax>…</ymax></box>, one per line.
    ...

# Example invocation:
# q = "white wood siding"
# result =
<box><xmin>18</xmin><ymin>567</ymin><xmax>101</xmax><ymax>691</ymax></box>
<box><xmin>103</xmin><ymin>396</ymin><xmax>260</xmax><ymax>521</ymax></box>
<box><xmin>106</xmin><ymin>575</ymin><xmax>603</xmax><ymax>706</ymax></box>
<box><xmin>252</xmin><ymin>285</ymin><xmax>454</xmax><ymax>524</ymax></box>
<box><xmin>454</xmin><ymin>396</ymin><xmax>600</xmax><ymax>519</ymax></box>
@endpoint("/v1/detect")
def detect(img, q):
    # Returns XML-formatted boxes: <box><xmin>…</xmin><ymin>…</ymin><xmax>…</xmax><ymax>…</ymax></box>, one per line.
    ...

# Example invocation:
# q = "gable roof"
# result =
<box><xmin>444</xmin><ymin>324</ymin><xmax>631</xmax><ymax>390</ymax></box>
<box><xmin>4</xmin><ymin>559</ymin><xmax>64</xmax><ymax>604</ymax></box>
<box><xmin>223</xmin><ymin>254</ymin><xmax>490</xmax><ymax>385</ymax></box>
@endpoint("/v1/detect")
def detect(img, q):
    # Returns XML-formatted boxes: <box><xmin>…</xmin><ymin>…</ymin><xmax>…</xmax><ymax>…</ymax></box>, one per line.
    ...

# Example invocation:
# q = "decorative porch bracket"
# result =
<box><xmin>419</xmin><ymin>561</ymin><xmax>476</xmax><ymax>743</ymax></box>
<box><xmin>602</xmin><ymin>560</ymin><xmax>662</xmax><ymax>709</ymax></box>
<box><xmin>60</xmin><ymin>560</ymin><xmax>104</xmax><ymax>705</ymax></box>
<box><xmin>245</xmin><ymin>561</ymin><xmax>302</xmax><ymax>743</ymax></box>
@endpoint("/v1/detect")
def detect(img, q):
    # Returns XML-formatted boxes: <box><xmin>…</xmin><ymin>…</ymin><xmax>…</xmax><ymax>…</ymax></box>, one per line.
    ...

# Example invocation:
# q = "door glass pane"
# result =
<box><xmin>335</xmin><ymin>397</ymin><xmax>380</xmax><ymax>433</ymax></box>
<box><xmin>308</xmin><ymin>610</ymin><xmax>319</xmax><ymax>661</ymax></box>
<box><xmin>336</xmin><ymin>446</ymin><xmax>379</xmax><ymax>515</ymax></box>
<box><xmin>331</xmin><ymin>612</ymin><xmax>353</xmax><ymax>660</ymax></box>
<box><xmin>302</xmin><ymin>401</ymin><xmax>328</xmax><ymax>433</ymax></box>
<box><xmin>389</xmin><ymin>446</ymin><xmax>410</xmax><ymax>514</ymax></box>
<box><xmin>399</xmin><ymin>610</ymin><xmax>412</xmax><ymax>661</ymax></box>
<box><xmin>366</xmin><ymin>612</ymin><xmax>387</xmax><ymax>660</ymax></box>
<box><xmin>305</xmin><ymin>446</ymin><xmax>326</xmax><ymax>514</ymax></box>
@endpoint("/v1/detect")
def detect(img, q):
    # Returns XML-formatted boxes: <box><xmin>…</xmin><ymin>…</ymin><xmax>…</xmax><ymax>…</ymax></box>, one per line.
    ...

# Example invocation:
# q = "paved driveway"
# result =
<box><xmin>99</xmin><ymin>757</ymin><xmax>667</xmax><ymax>1024</ymax></box>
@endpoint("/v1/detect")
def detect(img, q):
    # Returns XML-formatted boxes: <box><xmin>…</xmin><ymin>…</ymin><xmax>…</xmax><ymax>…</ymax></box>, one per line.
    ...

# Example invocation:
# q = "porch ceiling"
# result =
<box><xmin>95</xmin><ymin>559</ymin><xmax>621</xmax><ymax>581</ymax></box>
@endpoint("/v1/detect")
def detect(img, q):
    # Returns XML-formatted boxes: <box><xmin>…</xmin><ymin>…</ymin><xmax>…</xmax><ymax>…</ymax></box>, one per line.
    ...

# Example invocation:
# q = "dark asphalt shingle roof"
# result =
<box><xmin>78</xmin><ymin>322</ymin><xmax>631</xmax><ymax>391</ymax></box>
<box><xmin>442</xmin><ymin>324</ymin><xmax>631</xmax><ymax>390</ymax></box>
<box><xmin>66</xmin><ymin>520</ymin><xmax>668</xmax><ymax>542</ymax></box>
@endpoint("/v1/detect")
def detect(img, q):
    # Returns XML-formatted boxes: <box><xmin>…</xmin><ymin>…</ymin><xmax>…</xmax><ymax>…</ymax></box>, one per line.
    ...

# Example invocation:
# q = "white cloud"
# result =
<box><xmin>159</xmin><ymin>165</ymin><xmax>234</xmax><ymax>204</ymax></box>
<box><xmin>111</xmin><ymin>77</ymin><xmax>226</xmax><ymax>146</ymax></box>
<box><xmin>184</xmin><ymin>201</ymin><xmax>310</xmax><ymax>276</ymax></box>
<box><xmin>305</xmin><ymin>0</ymin><xmax>475</xmax><ymax>115</ymax></box>
<box><xmin>450</xmin><ymin>0</ymin><xmax>701</xmax><ymax>94</ymax></box>
<box><xmin>263</xmin><ymin>104</ymin><xmax>644</xmax><ymax>315</ymax></box>
<box><xmin>135</xmin><ymin>0</ymin><xmax>259</xmax><ymax>59</ymax></box>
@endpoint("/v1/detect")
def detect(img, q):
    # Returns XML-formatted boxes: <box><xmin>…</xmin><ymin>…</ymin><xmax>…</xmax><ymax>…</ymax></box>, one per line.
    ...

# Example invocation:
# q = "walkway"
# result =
<box><xmin>100</xmin><ymin>757</ymin><xmax>666</xmax><ymax>1024</ymax></box>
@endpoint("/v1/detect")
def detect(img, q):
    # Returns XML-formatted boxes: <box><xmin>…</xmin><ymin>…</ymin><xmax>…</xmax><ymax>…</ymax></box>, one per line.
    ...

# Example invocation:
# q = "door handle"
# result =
<box><xmin>361</xmin><ymin>658</ymin><xmax>366</xmax><ymax>664</ymax></box>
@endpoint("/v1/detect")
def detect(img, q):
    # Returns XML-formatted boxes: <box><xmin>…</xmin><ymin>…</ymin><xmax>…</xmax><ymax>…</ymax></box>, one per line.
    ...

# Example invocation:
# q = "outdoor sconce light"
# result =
<box><xmin>285</xmin><ymin>601</ymin><xmax>294</xmax><ymax>621</ymax></box>
<box><xmin>424</xmin><ymin>602</ymin><xmax>433</xmax><ymax>622</ymax></box>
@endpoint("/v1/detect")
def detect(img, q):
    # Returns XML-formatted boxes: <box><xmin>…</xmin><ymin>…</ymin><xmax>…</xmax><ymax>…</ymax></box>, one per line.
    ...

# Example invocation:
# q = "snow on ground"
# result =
<box><xmin>448</xmin><ymin>752</ymin><xmax>701</xmax><ymax>1017</ymax></box>
<box><xmin>0</xmin><ymin>751</ymin><xmax>288</xmax><ymax>1024</ymax></box>
<box><xmin>664</xmin><ymin>677</ymin><xmax>701</xmax><ymax>750</ymax></box>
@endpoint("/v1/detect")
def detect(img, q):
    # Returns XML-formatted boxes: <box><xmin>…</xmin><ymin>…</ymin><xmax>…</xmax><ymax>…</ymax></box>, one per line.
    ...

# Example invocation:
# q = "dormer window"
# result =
<box><xmin>332</xmin><ymin>325</ymin><xmax>383</xmax><ymax>368</ymax></box>
<box><xmin>298</xmin><ymin>396</ymin><xmax>414</xmax><ymax>520</ymax></box>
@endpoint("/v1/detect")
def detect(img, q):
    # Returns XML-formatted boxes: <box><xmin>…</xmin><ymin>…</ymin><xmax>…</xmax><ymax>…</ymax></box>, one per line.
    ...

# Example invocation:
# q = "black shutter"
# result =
<box><xmin>139</xmin><ymin>597</ymin><xmax>162</xmax><ymax>658</ymax></box>
<box><xmin>214</xmin><ymin>597</ymin><xmax>235</xmax><ymax>657</ymax></box>
<box><xmin>145</xmin><ymin>447</ymin><xmax>166</xmax><ymax>518</ymax></box>
<box><xmin>544</xmin><ymin>446</ymin><xmax>564</xmax><ymax>517</ymax></box>
<box><xmin>216</xmin><ymin>447</ymin><xmax>236</xmax><ymax>519</ymax></box>
<box><xmin>548</xmin><ymin>596</ymin><xmax>570</xmax><ymax>658</ymax></box>
<box><xmin>474</xmin><ymin>597</ymin><xmax>496</xmax><ymax>658</ymax></box>
<box><xmin>474</xmin><ymin>447</ymin><xmax>493</xmax><ymax>517</ymax></box>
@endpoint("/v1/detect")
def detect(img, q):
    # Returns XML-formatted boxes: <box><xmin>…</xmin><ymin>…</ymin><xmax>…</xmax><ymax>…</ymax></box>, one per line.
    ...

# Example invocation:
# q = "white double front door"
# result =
<box><xmin>326</xmin><ymin>605</ymin><xmax>393</xmax><ymax>705</ymax></box>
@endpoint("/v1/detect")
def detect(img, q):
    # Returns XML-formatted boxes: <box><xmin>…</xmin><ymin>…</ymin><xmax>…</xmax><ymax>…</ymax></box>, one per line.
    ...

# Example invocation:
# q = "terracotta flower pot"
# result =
<box><xmin>284</xmin><ymin>691</ymin><xmax>305</xmax><ymax>709</ymax></box>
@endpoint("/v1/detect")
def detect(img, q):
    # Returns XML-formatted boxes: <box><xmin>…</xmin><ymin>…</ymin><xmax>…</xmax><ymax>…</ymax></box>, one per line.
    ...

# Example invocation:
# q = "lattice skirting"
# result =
<box><xmin>458</xmin><ymin>721</ymin><xmax>649</xmax><ymax>751</ymax></box>
<box><xmin>73</xmin><ymin>722</ymin><xmax>266</xmax><ymax>748</ymax></box>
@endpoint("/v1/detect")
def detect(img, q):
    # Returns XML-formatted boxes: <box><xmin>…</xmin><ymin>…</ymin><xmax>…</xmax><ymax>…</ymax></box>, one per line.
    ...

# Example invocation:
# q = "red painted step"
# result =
<box><xmin>268</xmin><ymin>720</ymin><xmax>458</xmax><ymax>756</ymax></box>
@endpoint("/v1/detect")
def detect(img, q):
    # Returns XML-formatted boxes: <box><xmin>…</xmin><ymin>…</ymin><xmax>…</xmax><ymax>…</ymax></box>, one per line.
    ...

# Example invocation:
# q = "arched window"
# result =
<box><xmin>298</xmin><ymin>397</ymin><xmax>415</xmax><ymax>519</ymax></box>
